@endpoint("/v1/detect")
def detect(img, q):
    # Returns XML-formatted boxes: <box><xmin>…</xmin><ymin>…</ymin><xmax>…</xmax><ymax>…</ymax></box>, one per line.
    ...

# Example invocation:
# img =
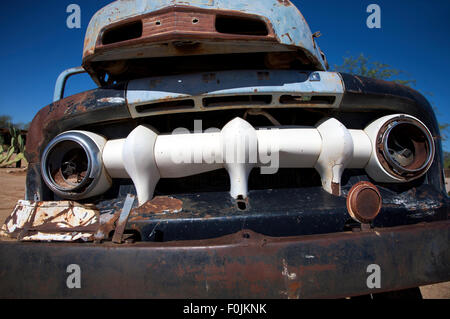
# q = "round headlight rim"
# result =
<box><xmin>41</xmin><ymin>131</ymin><xmax>103</xmax><ymax>199</ymax></box>
<box><xmin>376</xmin><ymin>116</ymin><xmax>435</xmax><ymax>180</ymax></box>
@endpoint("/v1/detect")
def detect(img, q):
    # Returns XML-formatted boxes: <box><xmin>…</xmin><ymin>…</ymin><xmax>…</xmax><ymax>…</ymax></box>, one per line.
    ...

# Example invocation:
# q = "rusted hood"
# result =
<box><xmin>83</xmin><ymin>0</ymin><xmax>327</xmax><ymax>76</ymax></box>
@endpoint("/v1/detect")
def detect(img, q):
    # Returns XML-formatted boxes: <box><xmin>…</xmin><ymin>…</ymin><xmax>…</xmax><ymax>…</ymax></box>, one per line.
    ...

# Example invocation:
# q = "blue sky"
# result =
<box><xmin>0</xmin><ymin>0</ymin><xmax>449</xmax><ymax>149</ymax></box>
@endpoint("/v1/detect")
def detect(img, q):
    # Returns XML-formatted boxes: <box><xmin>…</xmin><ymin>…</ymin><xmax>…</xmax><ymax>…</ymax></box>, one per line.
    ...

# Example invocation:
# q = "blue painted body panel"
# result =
<box><xmin>83</xmin><ymin>0</ymin><xmax>327</xmax><ymax>69</ymax></box>
<box><xmin>126</xmin><ymin>70</ymin><xmax>344</xmax><ymax>117</ymax></box>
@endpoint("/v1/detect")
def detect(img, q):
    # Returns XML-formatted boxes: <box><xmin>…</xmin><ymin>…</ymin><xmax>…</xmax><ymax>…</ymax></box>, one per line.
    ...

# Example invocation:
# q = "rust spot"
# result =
<box><xmin>300</xmin><ymin>264</ymin><xmax>337</xmax><ymax>273</ymax></box>
<box><xmin>264</xmin><ymin>52</ymin><xmax>297</xmax><ymax>69</ymax></box>
<box><xmin>172</xmin><ymin>41</ymin><xmax>202</xmax><ymax>53</ymax></box>
<box><xmin>128</xmin><ymin>215</ymin><xmax>146</xmax><ymax>222</ymax></box>
<box><xmin>202</xmin><ymin>73</ymin><xmax>216</xmax><ymax>83</ymax></box>
<box><xmin>331</xmin><ymin>182</ymin><xmax>340</xmax><ymax>196</ymax></box>
<box><xmin>2</xmin><ymin>201</ymin><xmax>100</xmax><ymax>241</ymax></box>
<box><xmin>149</xmin><ymin>79</ymin><xmax>162</xmax><ymax>88</ymax></box>
<box><xmin>133</xmin><ymin>196</ymin><xmax>183</xmax><ymax>215</ymax></box>
<box><xmin>354</xmin><ymin>76</ymin><xmax>365</xmax><ymax>86</ymax></box>
<box><xmin>25</xmin><ymin>90</ymin><xmax>96</xmax><ymax>163</ymax></box>
<box><xmin>257</xmin><ymin>71</ymin><xmax>270</xmax><ymax>81</ymax></box>
<box><xmin>95</xmin><ymin>210</ymin><xmax>121</xmax><ymax>241</ymax></box>
<box><xmin>282</xmin><ymin>32</ymin><xmax>292</xmax><ymax>42</ymax></box>
<box><xmin>277</xmin><ymin>0</ymin><xmax>293</xmax><ymax>6</ymax></box>
<box><xmin>288</xmin><ymin>281</ymin><xmax>301</xmax><ymax>298</ymax></box>
<box><xmin>376</xmin><ymin>116</ymin><xmax>434</xmax><ymax>180</ymax></box>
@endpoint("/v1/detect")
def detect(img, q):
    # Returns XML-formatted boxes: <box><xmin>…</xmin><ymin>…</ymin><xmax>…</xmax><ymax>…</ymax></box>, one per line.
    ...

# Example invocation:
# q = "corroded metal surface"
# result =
<box><xmin>83</xmin><ymin>0</ymin><xmax>327</xmax><ymax>68</ymax></box>
<box><xmin>376</xmin><ymin>116</ymin><xmax>435</xmax><ymax>180</ymax></box>
<box><xmin>94</xmin><ymin>209</ymin><xmax>121</xmax><ymax>242</ymax></box>
<box><xmin>25</xmin><ymin>84</ymin><xmax>128</xmax><ymax>164</ymax></box>
<box><xmin>9</xmin><ymin>0</ymin><xmax>449</xmax><ymax>300</ymax></box>
<box><xmin>96</xmin><ymin>6</ymin><xmax>278</xmax><ymax>50</ymax></box>
<box><xmin>112</xmin><ymin>194</ymin><xmax>135</xmax><ymax>244</ymax></box>
<box><xmin>115</xmin><ymin>184</ymin><xmax>448</xmax><ymax>242</ymax></box>
<box><xmin>131</xmin><ymin>196</ymin><xmax>183</xmax><ymax>217</ymax></box>
<box><xmin>340</xmin><ymin>73</ymin><xmax>445</xmax><ymax>193</ymax></box>
<box><xmin>346</xmin><ymin>181</ymin><xmax>382</xmax><ymax>224</ymax></box>
<box><xmin>0</xmin><ymin>201</ymin><xmax>99</xmax><ymax>242</ymax></box>
<box><xmin>0</xmin><ymin>221</ymin><xmax>449</xmax><ymax>298</ymax></box>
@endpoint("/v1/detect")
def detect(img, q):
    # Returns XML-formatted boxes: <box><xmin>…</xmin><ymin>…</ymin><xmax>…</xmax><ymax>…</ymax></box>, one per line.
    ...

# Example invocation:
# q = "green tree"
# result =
<box><xmin>334</xmin><ymin>54</ymin><xmax>449</xmax><ymax>143</ymax></box>
<box><xmin>334</xmin><ymin>53</ymin><xmax>415</xmax><ymax>85</ymax></box>
<box><xmin>0</xmin><ymin>115</ymin><xmax>12</xmax><ymax>128</ymax></box>
<box><xmin>444</xmin><ymin>152</ymin><xmax>450</xmax><ymax>169</ymax></box>
<box><xmin>0</xmin><ymin>115</ymin><xmax>30</xmax><ymax>131</ymax></box>
<box><xmin>13</xmin><ymin>122</ymin><xmax>30</xmax><ymax>131</ymax></box>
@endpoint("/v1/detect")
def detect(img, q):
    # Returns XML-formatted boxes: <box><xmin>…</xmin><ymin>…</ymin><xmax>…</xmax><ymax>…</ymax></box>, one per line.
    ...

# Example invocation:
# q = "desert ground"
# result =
<box><xmin>0</xmin><ymin>168</ymin><xmax>448</xmax><ymax>298</ymax></box>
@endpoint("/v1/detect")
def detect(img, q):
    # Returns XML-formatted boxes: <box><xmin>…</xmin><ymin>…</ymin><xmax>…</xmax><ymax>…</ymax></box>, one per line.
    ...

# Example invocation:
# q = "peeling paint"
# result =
<box><xmin>0</xmin><ymin>200</ymin><xmax>99</xmax><ymax>242</ymax></box>
<box><xmin>281</xmin><ymin>258</ymin><xmax>297</xmax><ymax>280</ymax></box>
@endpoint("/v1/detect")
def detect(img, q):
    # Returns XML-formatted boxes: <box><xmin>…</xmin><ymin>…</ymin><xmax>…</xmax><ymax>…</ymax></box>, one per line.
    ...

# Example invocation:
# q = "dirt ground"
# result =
<box><xmin>0</xmin><ymin>168</ymin><xmax>448</xmax><ymax>299</ymax></box>
<box><xmin>0</xmin><ymin>168</ymin><xmax>26</xmax><ymax>224</ymax></box>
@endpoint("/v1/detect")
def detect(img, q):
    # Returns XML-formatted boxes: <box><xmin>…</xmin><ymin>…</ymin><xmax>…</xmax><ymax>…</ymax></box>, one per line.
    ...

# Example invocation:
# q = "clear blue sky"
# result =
<box><xmin>0</xmin><ymin>0</ymin><xmax>449</xmax><ymax>149</ymax></box>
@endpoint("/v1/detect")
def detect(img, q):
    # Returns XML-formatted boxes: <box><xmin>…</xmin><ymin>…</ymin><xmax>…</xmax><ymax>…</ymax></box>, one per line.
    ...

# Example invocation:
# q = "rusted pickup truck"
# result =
<box><xmin>0</xmin><ymin>0</ymin><xmax>448</xmax><ymax>299</ymax></box>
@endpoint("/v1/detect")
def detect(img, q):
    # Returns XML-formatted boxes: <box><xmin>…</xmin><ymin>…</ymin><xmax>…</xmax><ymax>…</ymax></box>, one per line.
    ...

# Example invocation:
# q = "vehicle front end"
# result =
<box><xmin>0</xmin><ymin>0</ymin><xmax>448</xmax><ymax>299</ymax></box>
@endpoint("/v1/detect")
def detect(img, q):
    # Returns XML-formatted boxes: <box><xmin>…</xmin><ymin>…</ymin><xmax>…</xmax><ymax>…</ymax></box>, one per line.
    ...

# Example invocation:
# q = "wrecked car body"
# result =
<box><xmin>0</xmin><ymin>0</ymin><xmax>449</xmax><ymax>299</ymax></box>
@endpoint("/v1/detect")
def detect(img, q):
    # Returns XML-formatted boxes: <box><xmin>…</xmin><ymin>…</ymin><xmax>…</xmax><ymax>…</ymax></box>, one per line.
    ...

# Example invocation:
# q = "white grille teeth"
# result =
<box><xmin>42</xmin><ymin>114</ymin><xmax>435</xmax><ymax>206</ymax></box>
<box><xmin>314</xmin><ymin>118</ymin><xmax>354</xmax><ymax>196</ymax></box>
<box><xmin>122</xmin><ymin>125</ymin><xmax>160</xmax><ymax>206</ymax></box>
<box><xmin>221</xmin><ymin>118</ymin><xmax>258</xmax><ymax>200</ymax></box>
